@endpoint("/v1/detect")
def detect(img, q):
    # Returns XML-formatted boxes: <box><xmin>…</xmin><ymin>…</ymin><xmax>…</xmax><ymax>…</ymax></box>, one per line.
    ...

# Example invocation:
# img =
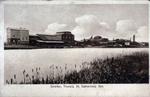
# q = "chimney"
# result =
<box><xmin>133</xmin><ymin>35</ymin><xmax>135</xmax><ymax>42</ymax></box>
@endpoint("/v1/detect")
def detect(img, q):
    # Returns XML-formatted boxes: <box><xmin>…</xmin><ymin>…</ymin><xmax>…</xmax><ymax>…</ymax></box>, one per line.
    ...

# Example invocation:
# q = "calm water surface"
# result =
<box><xmin>5</xmin><ymin>48</ymin><xmax>148</xmax><ymax>82</ymax></box>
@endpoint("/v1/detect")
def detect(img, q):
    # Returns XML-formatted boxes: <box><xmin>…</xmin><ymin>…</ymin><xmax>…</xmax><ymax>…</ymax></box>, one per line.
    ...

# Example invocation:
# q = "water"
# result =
<box><xmin>5</xmin><ymin>48</ymin><xmax>148</xmax><ymax>82</ymax></box>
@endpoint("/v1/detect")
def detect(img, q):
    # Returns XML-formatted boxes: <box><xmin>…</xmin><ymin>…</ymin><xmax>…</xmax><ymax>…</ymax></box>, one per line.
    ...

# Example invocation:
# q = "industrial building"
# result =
<box><xmin>77</xmin><ymin>35</ymin><xmax>109</xmax><ymax>47</ymax></box>
<box><xmin>76</xmin><ymin>34</ymin><xmax>142</xmax><ymax>48</ymax></box>
<box><xmin>29</xmin><ymin>31</ymin><xmax>75</xmax><ymax>48</ymax></box>
<box><xmin>5</xmin><ymin>27</ymin><xmax>148</xmax><ymax>49</ymax></box>
<box><xmin>6</xmin><ymin>27</ymin><xmax>29</xmax><ymax>45</ymax></box>
<box><xmin>6</xmin><ymin>27</ymin><xmax>75</xmax><ymax>48</ymax></box>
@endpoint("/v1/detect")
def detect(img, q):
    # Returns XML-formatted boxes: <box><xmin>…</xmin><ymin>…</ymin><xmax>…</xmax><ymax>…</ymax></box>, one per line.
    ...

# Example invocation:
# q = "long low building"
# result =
<box><xmin>6</xmin><ymin>27</ymin><xmax>75</xmax><ymax>48</ymax></box>
<box><xmin>29</xmin><ymin>31</ymin><xmax>75</xmax><ymax>48</ymax></box>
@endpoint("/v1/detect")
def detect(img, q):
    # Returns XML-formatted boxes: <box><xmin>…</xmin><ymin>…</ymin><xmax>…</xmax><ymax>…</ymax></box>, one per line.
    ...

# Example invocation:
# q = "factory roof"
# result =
<box><xmin>56</xmin><ymin>31</ymin><xmax>72</xmax><ymax>35</ymax></box>
<box><xmin>36</xmin><ymin>40</ymin><xmax>64</xmax><ymax>44</ymax></box>
<box><xmin>36</xmin><ymin>34</ymin><xmax>61</xmax><ymax>41</ymax></box>
<box><xmin>7</xmin><ymin>27</ymin><xmax>28</xmax><ymax>31</ymax></box>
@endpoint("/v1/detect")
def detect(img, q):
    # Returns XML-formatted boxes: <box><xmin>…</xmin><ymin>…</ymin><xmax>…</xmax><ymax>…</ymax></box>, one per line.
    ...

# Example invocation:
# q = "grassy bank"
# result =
<box><xmin>6</xmin><ymin>51</ymin><xmax>149</xmax><ymax>84</ymax></box>
<box><xmin>64</xmin><ymin>52</ymin><xmax>149</xmax><ymax>83</ymax></box>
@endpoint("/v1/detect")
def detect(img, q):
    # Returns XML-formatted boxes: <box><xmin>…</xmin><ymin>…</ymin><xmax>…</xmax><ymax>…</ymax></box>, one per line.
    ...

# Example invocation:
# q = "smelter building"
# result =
<box><xmin>7</xmin><ymin>27</ymin><xmax>29</xmax><ymax>45</ymax></box>
<box><xmin>29</xmin><ymin>31</ymin><xmax>75</xmax><ymax>47</ymax></box>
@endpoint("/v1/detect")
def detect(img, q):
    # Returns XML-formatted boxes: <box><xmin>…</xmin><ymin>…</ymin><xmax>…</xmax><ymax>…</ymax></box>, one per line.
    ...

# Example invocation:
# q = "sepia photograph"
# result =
<box><xmin>3</xmin><ymin>2</ymin><xmax>149</xmax><ymax>84</ymax></box>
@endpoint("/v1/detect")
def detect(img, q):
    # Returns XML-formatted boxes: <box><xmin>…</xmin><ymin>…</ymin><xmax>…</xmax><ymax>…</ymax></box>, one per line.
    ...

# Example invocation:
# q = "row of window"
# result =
<box><xmin>21</xmin><ymin>37</ymin><xmax>28</xmax><ymax>41</ymax></box>
<box><xmin>12</xmin><ymin>35</ymin><xmax>28</xmax><ymax>41</ymax></box>
<box><xmin>62</xmin><ymin>35</ymin><xmax>74</xmax><ymax>40</ymax></box>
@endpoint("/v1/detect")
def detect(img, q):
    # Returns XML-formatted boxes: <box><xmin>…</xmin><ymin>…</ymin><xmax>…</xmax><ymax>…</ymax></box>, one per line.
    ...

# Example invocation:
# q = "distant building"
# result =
<box><xmin>37</xmin><ymin>31</ymin><xmax>74</xmax><ymax>43</ymax></box>
<box><xmin>56</xmin><ymin>31</ymin><xmax>74</xmax><ymax>43</ymax></box>
<box><xmin>140</xmin><ymin>42</ymin><xmax>149</xmax><ymax>47</ymax></box>
<box><xmin>113</xmin><ymin>39</ymin><xmax>131</xmax><ymax>47</ymax></box>
<box><xmin>5</xmin><ymin>27</ymin><xmax>148</xmax><ymax>48</ymax></box>
<box><xmin>29</xmin><ymin>31</ymin><xmax>75</xmax><ymax>47</ymax></box>
<box><xmin>90</xmin><ymin>36</ymin><xmax>109</xmax><ymax>46</ymax></box>
<box><xmin>7</xmin><ymin>27</ymin><xmax>29</xmax><ymax>45</ymax></box>
<box><xmin>29</xmin><ymin>35</ymin><xmax>40</xmax><ymax>46</ymax></box>
<box><xmin>124</xmin><ymin>41</ymin><xmax>130</xmax><ymax>46</ymax></box>
<box><xmin>93</xmin><ymin>36</ymin><xmax>102</xmax><ymax>40</ymax></box>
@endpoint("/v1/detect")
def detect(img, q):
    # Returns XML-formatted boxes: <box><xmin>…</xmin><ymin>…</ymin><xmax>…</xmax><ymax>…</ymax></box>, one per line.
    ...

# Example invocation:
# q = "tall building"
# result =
<box><xmin>7</xmin><ymin>27</ymin><xmax>29</xmax><ymax>45</ymax></box>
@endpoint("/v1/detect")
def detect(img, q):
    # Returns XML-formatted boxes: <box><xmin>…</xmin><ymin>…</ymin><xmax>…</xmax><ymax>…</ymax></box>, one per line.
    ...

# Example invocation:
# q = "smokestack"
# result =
<box><xmin>133</xmin><ymin>35</ymin><xmax>135</xmax><ymax>42</ymax></box>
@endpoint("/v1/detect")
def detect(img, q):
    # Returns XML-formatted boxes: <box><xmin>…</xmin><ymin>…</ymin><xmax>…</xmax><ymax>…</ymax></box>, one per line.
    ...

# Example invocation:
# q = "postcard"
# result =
<box><xmin>0</xmin><ymin>0</ymin><xmax>149</xmax><ymax>97</ymax></box>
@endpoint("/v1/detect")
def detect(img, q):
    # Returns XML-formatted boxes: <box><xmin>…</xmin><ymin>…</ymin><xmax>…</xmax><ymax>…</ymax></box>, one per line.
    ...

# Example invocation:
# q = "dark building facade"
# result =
<box><xmin>29</xmin><ymin>31</ymin><xmax>75</xmax><ymax>48</ymax></box>
<box><xmin>56</xmin><ymin>31</ymin><xmax>74</xmax><ymax>44</ymax></box>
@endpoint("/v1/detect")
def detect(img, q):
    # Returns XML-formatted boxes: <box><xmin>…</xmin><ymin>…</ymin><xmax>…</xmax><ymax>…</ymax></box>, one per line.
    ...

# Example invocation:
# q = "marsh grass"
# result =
<box><xmin>6</xmin><ymin>52</ymin><xmax>149</xmax><ymax>84</ymax></box>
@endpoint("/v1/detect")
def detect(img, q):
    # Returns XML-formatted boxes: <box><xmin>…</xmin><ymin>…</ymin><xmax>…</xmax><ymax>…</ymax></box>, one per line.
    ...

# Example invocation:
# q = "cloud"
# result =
<box><xmin>136</xmin><ymin>26</ymin><xmax>148</xmax><ymax>42</ymax></box>
<box><xmin>116</xmin><ymin>19</ymin><xmax>137</xmax><ymax>33</ymax></box>
<box><xmin>100</xmin><ymin>22</ymin><xmax>110</xmax><ymax>30</ymax></box>
<box><xmin>72</xmin><ymin>14</ymin><xmax>110</xmax><ymax>40</ymax></box>
<box><xmin>115</xmin><ymin>20</ymin><xmax>148</xmax><ymax>42</ymax></box>
<box><xmin>115</xmin><ymin>19</ymin><xmax>137</xmax><ymax>39</ymax></box>
<box><xmin>75</xmin><ymin>14</ymin><xmax>99</xmax><ymax>27</ymax></box>
<box><xmin>45</xmin><ymin>22</ymin><xmax>67</xmax><ymax>34</ymax></box>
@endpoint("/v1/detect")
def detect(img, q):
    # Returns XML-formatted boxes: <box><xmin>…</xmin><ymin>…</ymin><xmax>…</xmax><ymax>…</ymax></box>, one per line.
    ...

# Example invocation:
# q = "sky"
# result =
<box><xmin>1</xmin><ymin>2</ymin><xmax>149</xmax><ymax>42</ymax></box>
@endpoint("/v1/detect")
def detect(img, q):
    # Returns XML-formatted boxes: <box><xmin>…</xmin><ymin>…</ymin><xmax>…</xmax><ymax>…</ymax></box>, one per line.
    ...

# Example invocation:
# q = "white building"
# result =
<box><xmin>7</xmin><ymin>27</ymin><xmax>29</xmax><ymax>44</ymax></box>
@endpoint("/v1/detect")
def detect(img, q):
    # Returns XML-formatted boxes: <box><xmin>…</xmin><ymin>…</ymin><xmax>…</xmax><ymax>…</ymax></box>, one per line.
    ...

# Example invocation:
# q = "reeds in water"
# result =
<box><xmin>6</xmin><ymin>52</ymin><xmax>149</xmax><ymax>84</ymax></box>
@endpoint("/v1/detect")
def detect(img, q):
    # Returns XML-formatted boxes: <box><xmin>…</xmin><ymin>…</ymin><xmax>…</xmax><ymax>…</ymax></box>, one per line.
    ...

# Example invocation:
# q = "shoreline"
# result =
<box><xmin>5</xmin><ymin>47</ymin><xmax>149</xmax><ymax>50</ymax></box>
<box><xmin>4</xmin><ymin>45</ymin><xmax>149</xmax><ymax>50</ymax></box>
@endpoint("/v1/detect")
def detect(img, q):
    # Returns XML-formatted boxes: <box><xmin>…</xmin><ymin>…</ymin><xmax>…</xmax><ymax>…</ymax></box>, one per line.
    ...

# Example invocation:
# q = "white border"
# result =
<box><xmin>2</xmin><ymin>0</ymin><xmax>150</xmax><ymax>4</ymax></box>
<box><xmin>0</xmin><ymin>1</ymin><xmax>150</xmax><ymax>97</ymax></box>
